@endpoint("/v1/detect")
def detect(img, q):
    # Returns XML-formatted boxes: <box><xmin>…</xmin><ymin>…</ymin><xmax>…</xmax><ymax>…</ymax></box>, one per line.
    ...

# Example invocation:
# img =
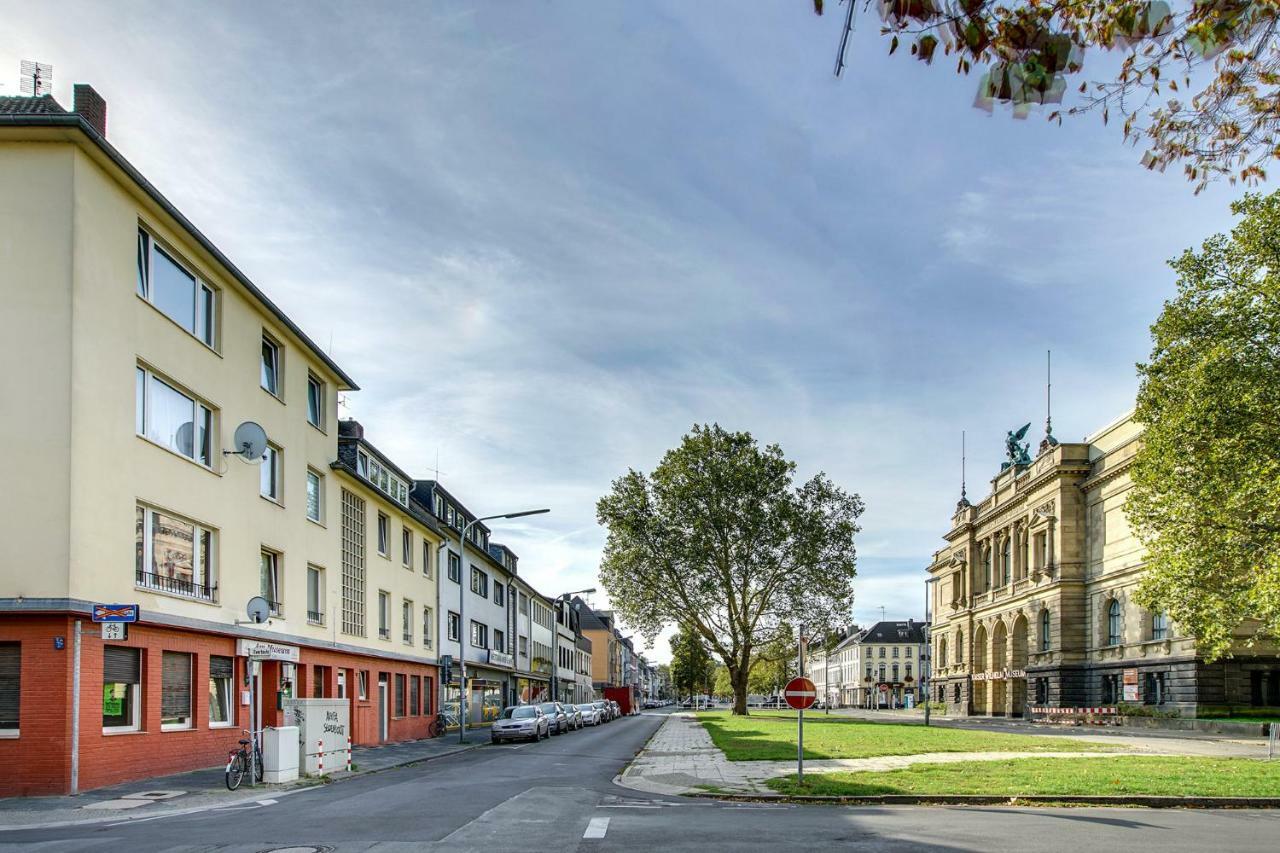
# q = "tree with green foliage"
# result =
<box><xmin>813</xmin><ymin>0</ymin><xmax>1280</xmax><ymax>190</ymax></box>
<box><xmin>597</xmin><ymin>424</ymin><xmax>863</xmax><ymax>715</ymax></box>
<box><xmin>1127</xmin><ymin>190</ymin><xmax>1280</xmax><ymax>660</ymax></box>
<box><xmin>713</xmin><ymin>665</ymin><xmax>734</xmax><ymax>698</ymax></box>
<box><xmin>669</xmin><ymin>627</ymin><xmax>715</xmax><ymax>702</ymax></box>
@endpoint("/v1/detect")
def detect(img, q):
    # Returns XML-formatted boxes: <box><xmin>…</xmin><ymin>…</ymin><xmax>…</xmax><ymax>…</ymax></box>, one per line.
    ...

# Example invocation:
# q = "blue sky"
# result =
<box><xmin>2</xmin><ymin>1</ymin><xmax>1252</xmax><ymax>661</ymax></box>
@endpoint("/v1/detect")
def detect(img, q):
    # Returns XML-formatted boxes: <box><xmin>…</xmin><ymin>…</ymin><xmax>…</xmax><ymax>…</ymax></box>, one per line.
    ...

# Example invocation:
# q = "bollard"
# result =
<box><xmin>346</xmin><ymin>734</ymin><xmax>352</xmax><ymax>772</ymax></box>
<box><xmin>317</xmin><ymin>739</ymin><xmax>323</xmax><ymax>775</ymax></box>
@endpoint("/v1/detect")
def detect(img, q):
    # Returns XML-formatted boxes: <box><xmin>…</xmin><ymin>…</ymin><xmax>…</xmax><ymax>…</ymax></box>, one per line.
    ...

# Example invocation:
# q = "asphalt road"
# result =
<box><xmin>5</xmin><ymin>710</ymin><xmax>1278</xmax><ymax>852</ymax></box>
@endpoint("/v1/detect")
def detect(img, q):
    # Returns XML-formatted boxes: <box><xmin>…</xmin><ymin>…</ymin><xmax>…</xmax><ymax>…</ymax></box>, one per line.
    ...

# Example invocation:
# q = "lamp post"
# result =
<box><xmin>924</xmin><ymin>576</ymin><xmax>939</xmax><ymax>727</ymax></box>
<box><xmin>550</xmin><ymin>587</ymin><xmax>596</xmax><ymax>702</ymax></box>
<box><xmin>455</xmin><ymin>507</ymin><xmax>549</xmax><ymax>744</ymax></box>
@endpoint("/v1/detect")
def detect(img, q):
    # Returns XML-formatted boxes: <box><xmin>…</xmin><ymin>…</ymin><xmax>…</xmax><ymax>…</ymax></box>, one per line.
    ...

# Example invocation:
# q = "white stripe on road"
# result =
<box><xmin>584</xmin><ymin>816</ymin><xmax>610</xmax><ymax>838</ymax></box>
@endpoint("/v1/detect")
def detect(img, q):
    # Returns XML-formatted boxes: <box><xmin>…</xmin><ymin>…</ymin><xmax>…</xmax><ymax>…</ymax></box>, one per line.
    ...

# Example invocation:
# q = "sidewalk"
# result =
<box><xmin>616</xmin><ymin>712</ymin><xmax>1272</xmax><ymax>797</ymax></box>
<box><xmin>0</xmin><ymin>734</ymin><xmax>484</xmax><ymax>831</ymax></box>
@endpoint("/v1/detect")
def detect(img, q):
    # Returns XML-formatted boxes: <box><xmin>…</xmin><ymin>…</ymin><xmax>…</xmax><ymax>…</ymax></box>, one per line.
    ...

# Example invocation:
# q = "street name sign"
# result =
<box><xmin>784</xmin><ymin>676</ymin><xmax>817</xmax><ymax>710</ymax></box>
<box><xmin>91</xmin><ymin>603</ymin><xmax>139</xmax><ymax>623</ymax></box>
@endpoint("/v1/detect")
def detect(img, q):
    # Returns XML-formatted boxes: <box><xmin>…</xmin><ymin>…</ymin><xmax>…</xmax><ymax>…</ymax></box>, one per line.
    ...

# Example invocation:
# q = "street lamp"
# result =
<box><xmin>924</xmin><ymin>575</ymin><xmax>940</xmax><ymax>727</ymax></box>
<box><xmin>550</xmin><ymin>587</ymin><xmax>596</xmax><ymax>702</ymax></box>
<box><xmin>455</xmin><ymin>507</ymin><xmax>550</xmax><ymax>744</ymax></box>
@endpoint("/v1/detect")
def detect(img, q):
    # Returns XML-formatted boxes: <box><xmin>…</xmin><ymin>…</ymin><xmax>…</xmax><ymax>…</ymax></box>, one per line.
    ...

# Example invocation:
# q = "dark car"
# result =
<box><xmin>539</xmin><ymin>701</ymin><xmax>570</xmax><ymax>734</ymax></box>
<box><xmin>491</xmin><ymin>705</ymin><xmax>549</xmax><ymax>743</ymax></box>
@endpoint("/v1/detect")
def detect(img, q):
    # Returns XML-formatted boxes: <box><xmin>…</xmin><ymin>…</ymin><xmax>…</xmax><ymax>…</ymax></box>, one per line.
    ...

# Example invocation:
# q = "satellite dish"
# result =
<box><xmin>246</xmin><ymin>596</ymin><xmax>271</xmax><ymax>624</ymax></box>
<box><xmin>227</xmin><ymin>421</ymin><xmax>268</xmax><ymax>462</ymax></box>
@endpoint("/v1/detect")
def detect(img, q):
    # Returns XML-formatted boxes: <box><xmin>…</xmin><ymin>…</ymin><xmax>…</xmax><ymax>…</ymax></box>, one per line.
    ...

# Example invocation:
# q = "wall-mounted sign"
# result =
<box><xmin>1122</xmin><ymin>667</ymin><xmax>1139</xmax><ymax>701</ymax></box>
<box><xmin>92</xmin><ymin>603</ymin><xmax>139</xmax><ymax>623</ymax></box>
<box><xmin>101</xmin><ymin>622</ymin><xmax>128</xmax><ymax>641</ymax></box>
<box><xmin>237</xmin><ymin>638</ymin><xmax>300</xmax><ymax>662</ymax></box>
<box><xmin>488</xmin><ymin>649</ymin><xmax>515</xmax><ymax>668</ymax></box>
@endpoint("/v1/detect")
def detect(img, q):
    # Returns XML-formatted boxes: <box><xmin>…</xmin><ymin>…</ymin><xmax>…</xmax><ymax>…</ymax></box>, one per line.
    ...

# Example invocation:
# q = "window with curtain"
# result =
<box><xmin>161</xmin><ymin>651</ymin><xmax>193</xmax><ymax>729</ymax></box>
<box><xmin>209</xmin><ymin>655</ymin><xmax>233</xmax><ymax>726</ymax></box>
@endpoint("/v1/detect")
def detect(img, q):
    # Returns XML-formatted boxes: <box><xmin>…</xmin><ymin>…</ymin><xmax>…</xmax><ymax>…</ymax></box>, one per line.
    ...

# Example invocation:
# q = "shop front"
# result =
<box><xmin>514</xmin><ymin>675</ymin><xmax>550</xmax><ymax>705</ymax></box>
<box><xmin>444</xmin><ymin>650</ymin><xmax>515</xmax><ymax>726</ymax></box>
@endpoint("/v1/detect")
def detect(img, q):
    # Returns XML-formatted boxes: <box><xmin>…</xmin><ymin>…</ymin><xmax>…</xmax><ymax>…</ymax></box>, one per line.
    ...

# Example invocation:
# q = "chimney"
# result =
<box><xmin>73</xmin><ymin>84</ymin><xmax>107</xmax><ymax>137</ymax></box>
<box><xmin>338</xmin><ymin>418</ymin><xmax>364</xmax><ymax>439</ymax></box>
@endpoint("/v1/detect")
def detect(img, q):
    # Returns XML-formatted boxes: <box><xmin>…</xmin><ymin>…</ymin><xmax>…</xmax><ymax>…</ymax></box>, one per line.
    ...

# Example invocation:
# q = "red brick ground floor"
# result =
<box><xmin>0</xmin><ymin>613</ymin><xmax>439</xmax><ymax>796</ymax></box>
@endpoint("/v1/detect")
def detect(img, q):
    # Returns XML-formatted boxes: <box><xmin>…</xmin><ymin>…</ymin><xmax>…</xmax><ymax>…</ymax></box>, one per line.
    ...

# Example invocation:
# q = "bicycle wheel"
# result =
<box><xmin>226</xmin><ymin>752</ymin><xmax>245</xmax><ymax>791</ymax></box>
<box><xmin>254</xmin><ymin>749</ymin><xmax>264</xmax><ymax>783</ymax></box>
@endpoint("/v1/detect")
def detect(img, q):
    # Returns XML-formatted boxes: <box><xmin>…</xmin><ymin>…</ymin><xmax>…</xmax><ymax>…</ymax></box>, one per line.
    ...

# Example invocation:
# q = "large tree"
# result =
<box><xmin>1127</xmin><ymin>190</ymin><xmax>1280</xmax><ymax>660</ymax></box>
<box><xmin>668</xmin><ymin>626</ymin><xmax>715</xmax><ymax>701</ymax></box>
<box><xmin>596</xmin><ymin>424</ymin><xmax>862</xmax><ymax>715</ymax></box>
<box><xmin>814</xmin><ymin>0</ymin><xmax>1280</xmax><ymax>190</ymax></box>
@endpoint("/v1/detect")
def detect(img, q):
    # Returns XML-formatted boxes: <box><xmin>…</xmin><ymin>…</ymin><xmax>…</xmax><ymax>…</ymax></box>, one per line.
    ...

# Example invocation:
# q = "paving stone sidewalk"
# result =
<box><xmin>0</xmin><ymin>735</ymin><xmax>485</xmax><ymax>830</ymax></box>
<box><xmin>616</xmin><ymin>712</ymin><xmax>1267</xmax><ymax>797</ymax></box>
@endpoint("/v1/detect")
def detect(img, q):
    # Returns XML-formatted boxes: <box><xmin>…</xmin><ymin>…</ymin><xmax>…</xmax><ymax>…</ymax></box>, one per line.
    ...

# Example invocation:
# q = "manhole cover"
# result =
<box><xmin>259</xmin><ymin>848</ymin><xmax>332</xmax><ymax>853</ymax></box>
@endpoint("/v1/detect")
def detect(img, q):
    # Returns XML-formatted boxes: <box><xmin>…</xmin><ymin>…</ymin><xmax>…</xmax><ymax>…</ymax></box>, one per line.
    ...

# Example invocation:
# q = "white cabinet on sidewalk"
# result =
<box><xmin>262</xmin><ymin>726</ymin><xmax>299</xmax><ymax>784</ymax></box>
<box><xmin>283</xmin><ymin>698</ymin><xmax>351</xmax><ymax>776</ymax></box>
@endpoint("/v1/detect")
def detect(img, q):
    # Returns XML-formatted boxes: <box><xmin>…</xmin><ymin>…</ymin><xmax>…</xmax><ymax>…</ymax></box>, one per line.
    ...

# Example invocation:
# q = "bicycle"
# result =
<box><xmin>427</xmin><ymin>716</ymin><xmax>446</xmax><ymax>738</ymax></box>
<box><xmin>225</xmin><ymin>729</ymin><xmax>264</xmax><ymax>790</ymax></box>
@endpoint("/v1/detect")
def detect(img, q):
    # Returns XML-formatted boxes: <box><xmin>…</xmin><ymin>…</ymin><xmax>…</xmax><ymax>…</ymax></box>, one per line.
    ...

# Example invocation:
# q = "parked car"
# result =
<box><xmin>563</xmin><ymin>703</ymin><xmax>584</xmax><ymax>730</ymax></box>
<box><xmin>491</xmin><ymin>705</ymin><xmax>549</xmax><ymax>743</ymax></box>
<box><xmin>539</xmin><ymin>701</ymin><xmax>570</xmax><ymax>734</ymax></box>
<box><xmin>592</xmin><ymin>700</ymin><xmax>611</xmax><ymax>722</ymax></box>
<box><xmin>576</xmin><ymin>703</ymin><xmax>602</xmax><ymax>725</ymax></box>
<box><xmin>609</xmin><ymin>700</ymin><xmax>622</xmax><ymax>719</ymax></box>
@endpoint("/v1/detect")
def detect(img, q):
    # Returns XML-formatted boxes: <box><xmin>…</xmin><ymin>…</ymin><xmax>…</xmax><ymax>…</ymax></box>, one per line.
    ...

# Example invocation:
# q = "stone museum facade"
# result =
<box><xmin>926</xmin><ymin>412</ymin><xmax>1280</xmax><ymax>717</ymax></box>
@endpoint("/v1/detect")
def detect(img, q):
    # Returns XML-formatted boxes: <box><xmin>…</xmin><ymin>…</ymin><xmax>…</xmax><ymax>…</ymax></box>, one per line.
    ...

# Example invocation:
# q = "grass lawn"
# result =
<box><xmin>695</xmin><ymin>711</ymin><xmax>1111</xmax><ymax>761</ymax></box>
<box><xmin>765</xmin><ymin>756</ymin><xmax>1280</xmax><ymax>798</ymax></box>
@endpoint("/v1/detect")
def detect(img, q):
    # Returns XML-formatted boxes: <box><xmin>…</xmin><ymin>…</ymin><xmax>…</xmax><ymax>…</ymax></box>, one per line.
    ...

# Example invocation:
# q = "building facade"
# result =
<box><xmin>0</xmin><ymin>90</ymin><xmax>440</xmax><ymax>795</ymax></box>
<box><xmin>927</xmin><ymin>412</ymin><xmax>1280</xmax><ymax>717</ymax></box>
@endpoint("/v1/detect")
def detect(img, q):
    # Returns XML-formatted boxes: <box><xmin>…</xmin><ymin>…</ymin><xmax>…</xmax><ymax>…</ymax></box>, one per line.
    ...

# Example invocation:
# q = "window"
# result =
<box><xmin>1101</xmin><ymin>673</ymin><xmax>1120</xmax><ymax>704</ymax></box>
<box><xmin>261</xmin><ymin>444</ymin><xmax>282</xmax><ymax>502</ymax></box>
<box><xmin>906</xmin><ymin>647</ymin><xmax>912</xmax><ymax>658</ymax></box>
<box><xmin>470</xmin><ymin>620</ymin><xmax>488</xmax><ymax>649</ymax></box>
<box><xmin>161</xmin><ymin>651</ymin><xmax>193</xmax><ymax>729</ymax></box>
<box><xmin>378</xmin><ymin>591</ymin><xmax>391</xmax><ymax>639</ymax></box>
<box><xmin>306</xmin><ymin>470</ymin><xmax>323</xmax><ymax>522</ymax></box>
<box><xmin>422</xmin><ymin>607</ymin><xmax>434</xmax><ymax>648</ymax></box>
<box><xmin>471</xmin><ymin>567</ymin><xmax>488</xmax><ymax>598</ymax></box>
<box><xmin>337</xmin><ymin>670</ymin><xmax>347</xmax><ymax>699</ymax></box>
<box><xmin>0</xmin><ymin>643</ymin><xmax>19</xmax><ymax>733</ymax></box>
<box><xmin>494</xmin><ymin>629</ymin><xmax>506</xmax><ymax>653</ymax></box>
<box><xmin>261</xmin><ymin>334</ymin><xmax>281</xmax><ymax>396</ymax></box>
<box><xmin>494</xmin><ymin>583</ymin><xmax>505</xmax><ymax>607</ymax></box>
<box><xmin>982</xmin><ymin>547</ymin><xmax>992</xmax><ymax>591</ymax></box>
<box><xmin>377</xmin><ymin>513</ymin><xmax>389</xmax><ymax>556</ymax></box>
<box><xmin>422</xmin><ymin>540</ymin><xmax>432</xmax><ymax>577</ymax></box>
<box><xmin>891</xmin><ymin>663</ymin><xmax>899</xmax><ymax>682</ymax></box>
<box><xmin>956</xmin><ymin>633</ymin><xmax>963</xmax><ymax>663</ymax></box>
<box><xmin>952</xmin><ymin>683</ymin><xmax>961</xmax><ymax>703</ymax></box>
<box><xmin>892</xmin><ymin>647</ymin><xmax>900</xmax><ymax>658</ymax></box>
<box><xmin>448</xmin><ymin>611</ymin><xmax>460</xmax><ymax>642</ymax></box>
<box><xmin>260</xmin><ymin>550</ymin><xmax>282</xmax><ymax>614</ymax></box>
<box><xmin>1034</xmin><ymin>678</ymin><xmax>1049</xmax><ymax>705</ymax></box>
<box><xmin>307</xmin><ymin>566</ymin><xmax>324</xmax><ymax>625</ymax></box>
<box><xmin>1152</xmin><ymin>611</ymin><xmax>1170</xmax><ymax>641</ymax></box>
<box><xmin>519</xmin><ymin>592</ymin><xmax>530</xmax><ymax>614</ymax></box>
<box><xmin>905</xmin><ymin>663</ymin><xmax>912</xmax><ymax>679</ymax></box>
<box><xmin>1107</xmin><ymin>599</ymin><xmax>1122</xmax><ymax>646</ymax></box>
<box><xmin>1001</xmin><ymin>537</ymin><xmax>1012</xmax><ymax>586</ymax></box>
<box><xmin>358</xmin><ymin>670</ymin><xmax>368</xmax><ymax>701</ymax></box>
<box><xmin>448</xmin><ymin>552</ymin><xmax>461</xmax><ymax>582</ymax></box>
<box><xmin>136</xmin><ymin>504</ymin><xmax>216</xmax><ymax>601</ymax></box>
<box><xmin>136</xmin><ymin>229</ymin><xmax>216</xmax><ymax>347</ymax></box>
<box><xmin>395</xmin><ymin>674</ymin><xmax>406</xmax><ymax>717</ymax></box>
<box><xmin>519</xmin><ymin>636</ymin><xmax>528</xmax><ymax>658</ymax></box>
<box><xmin>306</xmin><ymin>374</ymin><xmax>325</xmax><ymax>429</ymax></box>
<box><xmin>136</xmin><ymin>366</ymin><xmax>213</xmax><ymax>466</ymax></box>
<box><xmin>423</xmin><ymin>676</ymin><xmax>434</xmax><ymax>716</ymax></box>
<box><xmin>402</xmin><ymin>600</ymin><xmax>413</xmax><ymax>644</ymax></box>
<box><xmin>878</xmin><ymin>647</ymin><xmax>885</xmax><ymax>658</ymax></box>
<box><xmin>402</xmin><ymin>528</ymin><xmax>412</xmax><ymax>567</ymax></box>
<box><xmin>410</xmin><ymin>676</ymin><xmax>420</xmax><ymax>716</ymax></box>
<box><xmin>103</xmin><ymin>646</ymin><xmax>141</xmax><ymax>732</ymax></box>
<box><xmin>209</xmin><ymin>655</ymin><xmax>233</xmax><ymax>726</ymax></box>
<box><xmin>1144</xmin><ymin>671</ymin><xmax>1168</xmax><ymax>705</ymax></box>
<box><xmin>1040</xmin><ymin>609</ymin><xmax>1051</xmax><ymax>651</ymax></box>
<box><xmin>366</xmin><ymin>457</ymin><xmax>409</xmax><ymax>505</ymax></box>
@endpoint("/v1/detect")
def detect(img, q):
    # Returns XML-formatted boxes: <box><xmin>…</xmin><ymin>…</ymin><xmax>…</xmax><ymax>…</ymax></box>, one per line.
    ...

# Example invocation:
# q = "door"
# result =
<box><xmin>378</xmin><ymin>676</ymin><xmax>389</xmax><ymax>742</ymax></box>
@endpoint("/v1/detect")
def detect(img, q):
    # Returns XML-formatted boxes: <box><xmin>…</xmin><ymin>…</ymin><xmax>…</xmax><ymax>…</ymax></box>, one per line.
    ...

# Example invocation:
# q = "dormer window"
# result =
<box><xmin>365</xmin><ymin>455</ymin><xmax>408</xmax><ymax>506</ymax></box>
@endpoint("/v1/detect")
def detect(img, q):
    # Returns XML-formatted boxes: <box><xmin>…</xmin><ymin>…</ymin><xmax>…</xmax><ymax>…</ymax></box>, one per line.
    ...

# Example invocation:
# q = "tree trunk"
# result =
<box><xmin>730</xmin><ymin>661</ymin><xmax>750</xmax><ymax>715</ymax></box>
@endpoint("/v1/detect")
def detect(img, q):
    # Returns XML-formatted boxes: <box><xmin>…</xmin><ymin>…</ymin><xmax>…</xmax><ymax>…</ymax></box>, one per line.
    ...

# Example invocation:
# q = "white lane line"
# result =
<box><xmin>584</xmin><ymin>816</ymin><xmax>610</xmax><ymax>838</ymax></box>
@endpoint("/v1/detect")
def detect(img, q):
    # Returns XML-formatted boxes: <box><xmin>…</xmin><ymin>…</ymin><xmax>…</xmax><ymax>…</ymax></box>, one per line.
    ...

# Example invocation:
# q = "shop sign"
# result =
<box><xmin>1122</xmin><ymin>667</ymin><xmax>1139</xmax><ymax>702</ymax></box>
<box><xmin>237</xmin><ymin>638</ymin><xmax>300</xmax><ymax>662</ymax></box>
<box><xmin>488</xmin><ymin>649</ymin><xmax>515</xmax><ymax>668</ymax></box>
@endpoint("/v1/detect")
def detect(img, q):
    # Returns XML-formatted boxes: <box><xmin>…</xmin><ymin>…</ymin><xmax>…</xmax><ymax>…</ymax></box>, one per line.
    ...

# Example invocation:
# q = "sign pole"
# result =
<box><xmin>71</xmin><ymin>619</ymin><xmax>81</xmax><ymax>796</ymax></box>
<box><xmin>797</xmin><ymin>625</ymin><xmax>804</xmax><ymax>785</ymax></box>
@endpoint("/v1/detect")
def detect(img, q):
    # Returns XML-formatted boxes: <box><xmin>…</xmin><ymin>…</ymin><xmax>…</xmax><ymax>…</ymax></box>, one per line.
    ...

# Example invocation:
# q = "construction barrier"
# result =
<box><xmin>1028</xmin><ymin>706</ymin><xmax>1120</xmax><ymax>726</ymax></box>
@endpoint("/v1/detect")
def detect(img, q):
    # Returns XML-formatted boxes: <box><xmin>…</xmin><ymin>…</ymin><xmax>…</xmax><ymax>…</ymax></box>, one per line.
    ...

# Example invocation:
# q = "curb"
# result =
<box><xmin>0</xmin><ymin>740</ymin><xmax>488</xmax><ymax>832</ymax></box>
<box><xmin>685</xmin><ymin>791</ymin><xmax>1280</xmax><ymax>809</ymax></box>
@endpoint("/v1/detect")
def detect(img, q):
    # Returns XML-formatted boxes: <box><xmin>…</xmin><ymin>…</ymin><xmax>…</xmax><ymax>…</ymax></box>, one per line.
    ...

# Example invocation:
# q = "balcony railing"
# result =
<box><xmin>136</xmin><ymin>569</ymin><xmax>216</xmax><ymax>602</ymax></box>
<box><xmin>379</xmin><ymin>627</ymin><xmax>391</xmax><ymax>640</ymax></box>
<box><xmin>307</xmin><ymin>610</ymin><xmax>325</xmax><ymax>625</ymax></box>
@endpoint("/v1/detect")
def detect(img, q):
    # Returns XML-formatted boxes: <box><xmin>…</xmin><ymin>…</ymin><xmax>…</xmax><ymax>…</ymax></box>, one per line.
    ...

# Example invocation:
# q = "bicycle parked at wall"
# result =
<box><xmin>225</xmin><ymin>729</ymin><xmax>264</xmax><ymax>790</ymax></box>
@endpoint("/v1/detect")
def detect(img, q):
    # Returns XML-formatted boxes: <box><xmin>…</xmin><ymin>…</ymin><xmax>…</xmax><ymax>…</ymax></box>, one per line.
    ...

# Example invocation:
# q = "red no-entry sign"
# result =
<box><xmin>784</xmin><ymin>676</ymin><xmax>817</xmax><ymax>711</ymax></box>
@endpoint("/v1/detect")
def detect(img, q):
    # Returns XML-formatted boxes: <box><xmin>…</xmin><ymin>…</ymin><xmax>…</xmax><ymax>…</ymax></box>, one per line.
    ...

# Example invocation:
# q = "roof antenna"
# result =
<box><xmin>1040</xmin><ymin>350</ymin><xmax>1059</xmax><ymax>453</ymax></box>
<box><xmin>19</xmin><ymin>60</ymin><xmax>52</xmax><ymax>96</ymax></box>
<box><xmin>956</xmin><ymin>430</ymin><xmax>971</xmax><ymax>512</ymax></box>
<box><xmin>879</xmin><ymin>605</ymin><xmax>886</xmax><ymax>622</ymax></box>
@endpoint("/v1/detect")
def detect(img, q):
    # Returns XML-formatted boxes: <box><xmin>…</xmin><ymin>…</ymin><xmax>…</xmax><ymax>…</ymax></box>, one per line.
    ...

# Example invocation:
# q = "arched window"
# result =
<box><xmin>982</xmin><ymin>547</ymin><xmax>992</xmax><ymax>591</ymax></box>
<box><xmin>955</xmin><ymin>631</ymin><xmax>964</xmax><ymax>663</ymax></box>
<box><xmin>1001</xmin><ymin>537</ymin><xmax>1013</xmax><ymax>586</ymax></box>
<box><xmin>1107</xmin><ymin>599</ymin><xmax>1122</xmax><ymax>646</ymax></box>
<box><xmin>1151</xmin><ymin>611</ymin><xmax>1169</xmax><ymax>641</ymax></box>
<box><xmin>1020</xmin><ymin>534</ymin><xmax>1030</xmax><ymax>579</ymax></box>
<box><xmin>939</xmin><ymin>637</ymin><xmax>948</xmax><ymax>667</ymax></box>
<box><xmin>1040</xmin><ymin>609</ymin><xmax>1051</xmax><ymax>651</ymax></box>
<box><xmin>878</xmin><ymin>664</ymin><xmax>886</xmax><ymax>682</ymax></box>
<box><xmin>891</xmin><ymin>663</ymin><xmax>899</xmax><ymax>682</ymax></box>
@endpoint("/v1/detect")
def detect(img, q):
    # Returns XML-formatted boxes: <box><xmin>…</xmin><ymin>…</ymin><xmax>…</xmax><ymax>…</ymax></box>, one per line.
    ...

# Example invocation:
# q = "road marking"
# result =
<box><xmin>584</xmin><ymin>816</ymin><xmax>610</xmax><ymax>838</ymax></box>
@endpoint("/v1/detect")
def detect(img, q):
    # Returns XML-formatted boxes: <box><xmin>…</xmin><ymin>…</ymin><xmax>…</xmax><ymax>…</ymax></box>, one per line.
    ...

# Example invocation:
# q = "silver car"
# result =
<box><xmin>576</xmin><ymin>703</ymin><xmax>602</xmax><ymax>725</ymax></box>
<box><xmin>563</xmin><ymin>703</ymin><xmax>584</xmax><ymax>730</ymax></box>
<box><xmin>538</xmin><ymin>701</ymin><xmax>570</xmax><ymax>734</ymax></box>
<box><xmin>491</xmin><ymin>705</ymin><xmax>549</xmax><ymax>743</ymax></box>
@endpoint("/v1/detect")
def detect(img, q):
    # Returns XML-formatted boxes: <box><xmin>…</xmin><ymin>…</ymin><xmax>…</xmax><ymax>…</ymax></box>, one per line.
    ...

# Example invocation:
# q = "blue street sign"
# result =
<box><xmin>91</xmin><ymin>603</ymin><xmax>139</xmax><ymax>623</ymax></box>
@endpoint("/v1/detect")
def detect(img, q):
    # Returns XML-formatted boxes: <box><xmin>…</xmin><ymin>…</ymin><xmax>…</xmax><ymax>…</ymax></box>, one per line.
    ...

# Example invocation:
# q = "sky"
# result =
<box><xmin>1</xmin><ymin>1</ymin><xmax>1254</xmax><ymax>662</ymax></box>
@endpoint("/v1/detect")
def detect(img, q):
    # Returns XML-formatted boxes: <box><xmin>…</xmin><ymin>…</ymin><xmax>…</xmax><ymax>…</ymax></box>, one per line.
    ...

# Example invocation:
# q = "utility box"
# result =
<box><xmin>262</xmin><ymin>725</ymin><xmax>299</xmax><ymax>784</ymax></box>
<box><xmin>283</xmin><ymin>698</ymin><xmax>350</xmax><ymax>776</ymax></box>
